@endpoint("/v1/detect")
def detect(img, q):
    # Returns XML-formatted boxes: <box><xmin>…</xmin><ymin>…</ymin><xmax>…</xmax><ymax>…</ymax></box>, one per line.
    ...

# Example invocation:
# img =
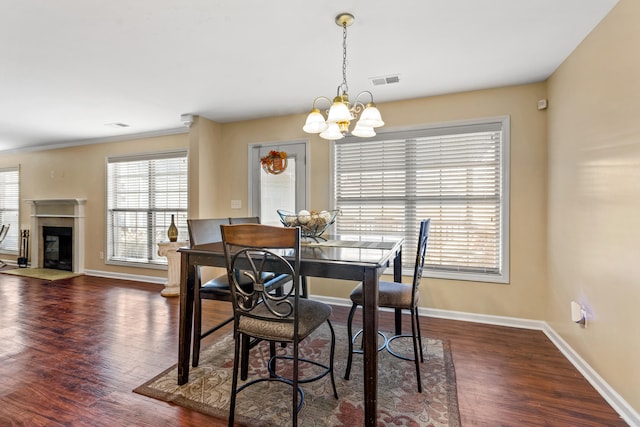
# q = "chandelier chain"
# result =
<box><xmin>342</xmin><ymin>21</ymin><xmax>349</xmax><ymax>94</ymax></box>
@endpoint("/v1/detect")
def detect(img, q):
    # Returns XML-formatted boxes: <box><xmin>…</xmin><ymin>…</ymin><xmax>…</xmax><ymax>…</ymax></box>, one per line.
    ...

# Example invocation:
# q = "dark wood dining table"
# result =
<box><xmin>177</xmin><ymin>235</ymin><xmax>403</xmax><ymax>427</ymax></box>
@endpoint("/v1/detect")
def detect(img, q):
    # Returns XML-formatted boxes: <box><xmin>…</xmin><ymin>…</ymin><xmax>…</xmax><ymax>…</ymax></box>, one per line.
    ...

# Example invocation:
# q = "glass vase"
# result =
<box><xmin>167</xmin><ymin>214</ymin><xmax>178</xmax><ymax>242</ymax></box>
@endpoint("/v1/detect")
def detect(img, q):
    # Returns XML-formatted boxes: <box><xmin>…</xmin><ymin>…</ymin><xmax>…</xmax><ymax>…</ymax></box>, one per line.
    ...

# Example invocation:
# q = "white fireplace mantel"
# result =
<box><xmin>25</xmin><ymin>199</ymin><xmax>86</xmax><ymax>273</ymax></box>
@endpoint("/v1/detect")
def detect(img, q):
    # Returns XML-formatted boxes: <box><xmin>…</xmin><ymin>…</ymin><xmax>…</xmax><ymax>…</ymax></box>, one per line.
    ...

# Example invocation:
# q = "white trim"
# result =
<box><xmin>542</xmin><ymin>324</ymin><xmax>639</xmax><ymax>426</ymax></box>
<box><xmin>0</xmin><ymin>127</ymin><xmax>188</xmax><ymax>155</ymax></box>
<box><xmin>247</xmin><ymin>139</ymin><xmax>310</xmax><ymax>217</ymax></box>
<box><xmin>312</xmin><ymin>295</ymin><xmax>352</xmax><ymax>308</ymax></box>
<box><xmin>83</xmin><ymin>269</ymin><xmax>166</xmax><ymax>285</ymax></box>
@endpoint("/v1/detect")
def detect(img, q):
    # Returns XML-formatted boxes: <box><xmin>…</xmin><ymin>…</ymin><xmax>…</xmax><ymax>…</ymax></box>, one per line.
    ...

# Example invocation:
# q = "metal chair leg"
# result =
<box><xmin>228</xmin><ymin>333</ymin><xmax>242</xmax><ymax>427</ymax></box>
<box><xmin>415</xmin><ymin>307</ymin><xmax>424</xmax><ymax>363</ymax></box>
<box><xmin>410</xmin><ymin>307</ymin><xmax>422</xmax><ymax>393</ymax></box>
<box><xmin>344</xmin><ymin>303</ymin><xmax>358</xmax><ymax>380</ymax></box>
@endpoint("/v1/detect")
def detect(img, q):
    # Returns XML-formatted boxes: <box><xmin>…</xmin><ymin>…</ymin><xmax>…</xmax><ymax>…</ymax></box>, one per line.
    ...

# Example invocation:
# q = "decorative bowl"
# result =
<box><xmin>277</xmin><ymin>209</ymin><xmax>339</xmax><ymax>240</ymax></box>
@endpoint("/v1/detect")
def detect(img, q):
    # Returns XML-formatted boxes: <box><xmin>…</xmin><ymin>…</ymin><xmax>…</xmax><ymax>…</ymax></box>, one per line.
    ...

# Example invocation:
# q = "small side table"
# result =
<box><xmin>157</xmin><ymin>241</ymin><xmax>188</xmax><ymax>297</ymax></box>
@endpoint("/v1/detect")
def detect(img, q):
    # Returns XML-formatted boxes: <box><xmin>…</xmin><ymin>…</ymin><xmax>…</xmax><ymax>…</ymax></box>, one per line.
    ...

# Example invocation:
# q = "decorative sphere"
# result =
<box><xmin>285</xmin><ymin>215</ymin><xmax>298</xmax><ymax>226</ymax></box>
<box><xmin>319</xmin><ymin>210</ymin><xmax>331</xmax><ymax>222</ymax></box>
<box><xmin>297</xmin><ymin>210</ymin><xmax>311</xmax><ymax>224</ymax></box>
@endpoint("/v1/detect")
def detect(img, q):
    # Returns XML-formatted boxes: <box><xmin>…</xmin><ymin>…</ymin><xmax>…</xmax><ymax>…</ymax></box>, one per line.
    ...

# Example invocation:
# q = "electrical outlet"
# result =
<box><xmin>99</xmin><ymin>251</ymin><xmax>104</xmax><ymax>259</ymax></box>
<box><xmin>571</xmin><ymin>300</ymin><xmax>587</xmax><ymax>328</ymax></box>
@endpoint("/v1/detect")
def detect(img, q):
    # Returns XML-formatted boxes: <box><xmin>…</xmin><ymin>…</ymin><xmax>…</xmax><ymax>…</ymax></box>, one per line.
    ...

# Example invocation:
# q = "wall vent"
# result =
<box><xmin>371</xmin><ymin>75</ymin><xmax>400</xmax><ymax>86</ymax></box>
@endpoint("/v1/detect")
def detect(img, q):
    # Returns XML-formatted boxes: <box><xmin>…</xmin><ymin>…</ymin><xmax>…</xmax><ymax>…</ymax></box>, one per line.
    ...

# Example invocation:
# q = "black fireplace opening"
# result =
<box><xmin>43</xmin><ymin>226</ymin><xmax>73</xmax><ymax>271</ymax></box>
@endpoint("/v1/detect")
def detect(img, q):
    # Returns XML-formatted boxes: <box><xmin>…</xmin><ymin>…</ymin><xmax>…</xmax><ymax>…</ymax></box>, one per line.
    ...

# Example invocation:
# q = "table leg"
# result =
<box><xmin>362</xmin><ymin>267</ymin><xmax>379</xmax><ymax>426</ymax></box>
<box><xmin>301</xmin><ymin>276</ymin><xmax>308</xmax><ymax>298</ymax></box>
<box><xmin>393</xmin><ymin>248</ymin><xmax>403</xmax><ymax>336</ymax></box>
<box><xmin>394</xmin><ymin>309</ymin><xmax>402</xmax><ymax>336</ymax></box>
<box><xmin>240</xmin><ymin>334</ymin><xmax>250</xmax><ymax>380</ymax></box>
<box><xmin>178</xmin><ymin>253</ymin><xmax>195</xmax><ymax>385</ymax></box>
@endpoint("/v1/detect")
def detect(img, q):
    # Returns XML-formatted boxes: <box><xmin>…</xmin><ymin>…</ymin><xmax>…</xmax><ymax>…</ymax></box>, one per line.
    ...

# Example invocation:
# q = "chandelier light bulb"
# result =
<box><xmin>327</xmin><ymin>97</ymin><xmax>353</xmax><ymax>124</ymax></box>
<box><xmin>303</xmin><ymin>108</ymin><xmax>328</xmax><ymax>133</ymax></box>
<box><xmin>357</xmin><ymin>103</ymin><xmax>385</xmax><ymax>128</ymax></box>
<box><xmin>351</xmin><ymin>123</ymin><xmax>376</xmax><ymax>138</ymax></box>
<box><xmin>319</xmin><ymin>122</ymin><xmax>344</xmax><ymax>140</ymax></box>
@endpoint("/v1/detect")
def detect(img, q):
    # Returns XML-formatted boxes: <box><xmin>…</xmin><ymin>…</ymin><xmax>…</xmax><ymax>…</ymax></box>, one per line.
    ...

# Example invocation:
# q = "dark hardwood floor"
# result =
<box><xmin>0</xmin><ymin>273</ymin><xmax>627</xmax><ymax>426</ymax></box>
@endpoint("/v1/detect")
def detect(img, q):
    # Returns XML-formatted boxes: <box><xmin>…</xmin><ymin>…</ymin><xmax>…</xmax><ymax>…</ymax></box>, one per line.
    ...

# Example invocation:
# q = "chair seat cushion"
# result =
<box><xmin>200</xmin><ymin>271</ymin><xmax>284</xmax><ymax>298</ymax></box>
<box><xmin>349</xmin><ymin>280</ymin><xmax>419</xmax><ymax>309</ymax></box>
<box><xmin>238</xmin><ymin>298</ymin><xmax>332</xmax><ymax>342</ymax></box>
<box><xmin>199</xmin><ymin>275</ymin><xmax>231</xmax><ymax>298</ymax></box>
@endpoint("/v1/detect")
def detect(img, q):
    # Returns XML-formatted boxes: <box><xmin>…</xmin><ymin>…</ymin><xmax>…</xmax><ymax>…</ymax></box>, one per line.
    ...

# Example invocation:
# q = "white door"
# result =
<box><xmin>249</xmin><ymin>141</ymin><xmax>308</xmax><ymax>226</ymax></box>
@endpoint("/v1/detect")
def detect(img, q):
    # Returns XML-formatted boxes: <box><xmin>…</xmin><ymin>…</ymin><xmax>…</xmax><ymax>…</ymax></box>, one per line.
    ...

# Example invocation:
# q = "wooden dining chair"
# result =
<box><xmin>187</xmin><ymin>218</ymin><xmax>234</xmax><ymax>367</ymax></box>
<box><xmin>229</xmin><ymin>215</ymin><xmax>308</xmax><ymax>295</ymax></box>
<box><xmin>344</xmin><ymin>218</ymin><xmax>431</xmax><ymax>392</ymax></box>
<box><xmin>221</xmin><ymin>223</ymin><xmax>338</xmax><ymax>427</ymax></box>
<box><xmin>187</xmin><ymin>216</ymin><xmax>290</xmax><ymax>367</ymax></box>
<box><xmin>227</xmin><ymin>215</ymin><xmax>291</xmax><ymax>378</ymax></box>
<box><xmin>228</xmin><ymin>216</ymin><xmax>259</xmax><ymax>224</ymax></box>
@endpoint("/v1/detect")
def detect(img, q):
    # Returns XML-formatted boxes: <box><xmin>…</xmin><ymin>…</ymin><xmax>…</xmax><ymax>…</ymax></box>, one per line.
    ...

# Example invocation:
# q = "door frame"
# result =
<box><xmin>247</xmin><ymin>139</ymin><xmax>310</xmax><ymax>217</ymax></box>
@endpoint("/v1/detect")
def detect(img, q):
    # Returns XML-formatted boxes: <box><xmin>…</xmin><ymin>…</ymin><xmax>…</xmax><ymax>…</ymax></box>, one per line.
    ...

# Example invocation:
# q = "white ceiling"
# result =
<box><xmin>0</xmin><ymin>0</ymin><xmax>619</xmax><ymax>153</ymax></box>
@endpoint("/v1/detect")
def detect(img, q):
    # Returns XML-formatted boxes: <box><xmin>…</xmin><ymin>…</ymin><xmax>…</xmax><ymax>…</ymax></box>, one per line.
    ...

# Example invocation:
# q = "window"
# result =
<box><xmin>0</xmin><ymin>167</ymin><xmax>19</xmax><ymax>253</ymax></box>
<box><xmin>106</xmin><ymin>150</ymin><xmax>188</xmax><ymax>267</ymax></box>
<box><xmin>332</xmin><ymin>117</ymin><xmax>509</xmax><ymax>283</ymax></box>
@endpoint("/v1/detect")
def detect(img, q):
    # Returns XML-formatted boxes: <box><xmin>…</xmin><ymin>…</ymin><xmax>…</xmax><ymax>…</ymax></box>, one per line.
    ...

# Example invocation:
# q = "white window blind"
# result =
<box><xmin>0</xmin><ymin>167</ymin><xmax>19</xmax><ymax>253</ymax></box>
<box><xmin>333</xmin><ymin>117</ymin><xmax>509</xmax><ymax>283</ymax></box>
<box><xmin>106</xmin><ymin>150</ymin><xmax>188</xmax><ymax>266</ymax></box>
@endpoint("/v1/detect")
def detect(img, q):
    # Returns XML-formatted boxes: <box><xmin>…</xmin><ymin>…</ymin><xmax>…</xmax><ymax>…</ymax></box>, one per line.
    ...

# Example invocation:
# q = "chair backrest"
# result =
<box><xmin>221</xmin><ymin>224</ymin><xmax>301</xmax><ymax>320</ymax></box>
<box><xmin>229</xmin><ymin>216</ymin><xmax>260</xmax><ymax>224</ymax></box>
<box><xmin>187</xmin><ymin>217</ymin><xmax>262</xmax><ymax>245</ymax></box>
<box><xmin>411</xmin><ymin>219</ymin><xmax>431</xmax><ymax>303</ymax></box>
<box><xmin>187</xmin><ymin>218</ymin><xmax>229</xmax><ymax>245</ymax></box>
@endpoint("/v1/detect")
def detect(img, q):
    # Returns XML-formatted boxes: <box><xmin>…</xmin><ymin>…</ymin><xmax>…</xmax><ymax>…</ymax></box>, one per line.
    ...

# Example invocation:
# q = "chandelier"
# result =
<box><xmin>303</xmin><ymin>13</ymin><xmax>384</xmax><ymax>140</ymax></box>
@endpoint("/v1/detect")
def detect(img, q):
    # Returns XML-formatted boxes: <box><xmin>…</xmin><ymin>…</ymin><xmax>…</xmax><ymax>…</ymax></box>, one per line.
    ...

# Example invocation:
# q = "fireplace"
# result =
<box><xmin>43</xmin><ymin>226</ymin><xmax>73</xmax><ymax>271</ymax></box>
<box><xmin>26</xmin><ymin>199</ymin><xmax>86</xmax><ymax>273</ymax></box>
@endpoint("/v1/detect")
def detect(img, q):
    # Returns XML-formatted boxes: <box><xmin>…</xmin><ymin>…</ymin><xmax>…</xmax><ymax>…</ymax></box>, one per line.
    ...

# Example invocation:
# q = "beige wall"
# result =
<box><xmin>547</xmin><ymin>0</ymin><xmax>639</xmax><ymax>412</ymax></box>
<box><xmin>189</xmin><ymin>116</ymin><xmax>223</xmax><ymax>218</ymax></box>
<box><xmin>0</xmin><ymin>133</ymin><xmax>188</xmax><ymax>279</ymax></box>
<box><xmin>202</xmin><ymin>84</ymin><xmax>549</xmax><ymax>316</ymax></box>
<box><xmin>1</xmin><ymin>84</ymin><xmax>549</xmax><ymax>317</ymax></box>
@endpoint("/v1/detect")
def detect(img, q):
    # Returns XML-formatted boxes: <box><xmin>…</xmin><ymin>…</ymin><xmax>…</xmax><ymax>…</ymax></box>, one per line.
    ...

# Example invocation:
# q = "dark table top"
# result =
<box><xmin>179</xmin><ymin>236</ymin><xmax>403</xmax><ymax>280</ymax></box>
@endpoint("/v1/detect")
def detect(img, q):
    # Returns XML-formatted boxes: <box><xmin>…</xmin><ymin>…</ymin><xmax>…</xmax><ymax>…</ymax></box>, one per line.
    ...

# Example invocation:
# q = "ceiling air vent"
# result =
<box><xmin>371</xmin><ymin>74</ymin><xmax>400</xmax><ymax>86</ymax></box>
<box><xmin>105</xmin><ymin>122</ymin><xmax>130</xmax><ymax>128</ymax></box>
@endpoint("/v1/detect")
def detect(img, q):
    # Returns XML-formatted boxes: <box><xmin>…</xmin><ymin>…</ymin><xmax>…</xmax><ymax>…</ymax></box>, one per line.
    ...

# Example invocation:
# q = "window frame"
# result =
<box><xmin>105</xmin><ymin>149</ymin><xmax>188</xmax><ymax>269</ymax></box>
<box><xmin>330</xmin><ymin>116</ymin><xmax>510</xmax><ymax>284</ymax></box>
<box><xmin>0</xmin><ymin>166</ymin><xmax>20</xmax><ymax>255</ymax></box>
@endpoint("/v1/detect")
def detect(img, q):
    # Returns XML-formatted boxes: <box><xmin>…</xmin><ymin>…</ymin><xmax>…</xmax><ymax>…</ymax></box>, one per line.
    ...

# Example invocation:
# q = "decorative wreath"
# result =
<box><xmin>260</xmin><ymin>150</ymin><xmax>288</xmax><ymax>175</ymax></box>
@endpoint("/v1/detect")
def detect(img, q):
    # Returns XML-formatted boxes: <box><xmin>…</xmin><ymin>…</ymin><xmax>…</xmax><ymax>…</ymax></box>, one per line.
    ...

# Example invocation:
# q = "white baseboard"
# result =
<box><xmin>84</xmin><ymin>269</ymin><xmax>166</xmax><ymax>285</ymax></box>
<box><xmin>542</xmin><ymin>323</ymin><xmax>639</xmax><ymax>426</ymax></box>
<box><xmin>418</xmin><ymin>307</ymin><xmax>638</xmax><ymax>426</ymax></box>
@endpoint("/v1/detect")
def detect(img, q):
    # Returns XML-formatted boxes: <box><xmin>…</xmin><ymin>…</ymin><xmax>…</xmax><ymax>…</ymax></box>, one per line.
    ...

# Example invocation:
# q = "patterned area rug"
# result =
<box><xmin>134</xmin><ymin>323</ymin><xmax>460</xmax><ymax>426</ymax></box>
<box><xmin>0</xmin><ymin>268</ymin><xmax>80</xmax><ymax>281</ymax></box>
